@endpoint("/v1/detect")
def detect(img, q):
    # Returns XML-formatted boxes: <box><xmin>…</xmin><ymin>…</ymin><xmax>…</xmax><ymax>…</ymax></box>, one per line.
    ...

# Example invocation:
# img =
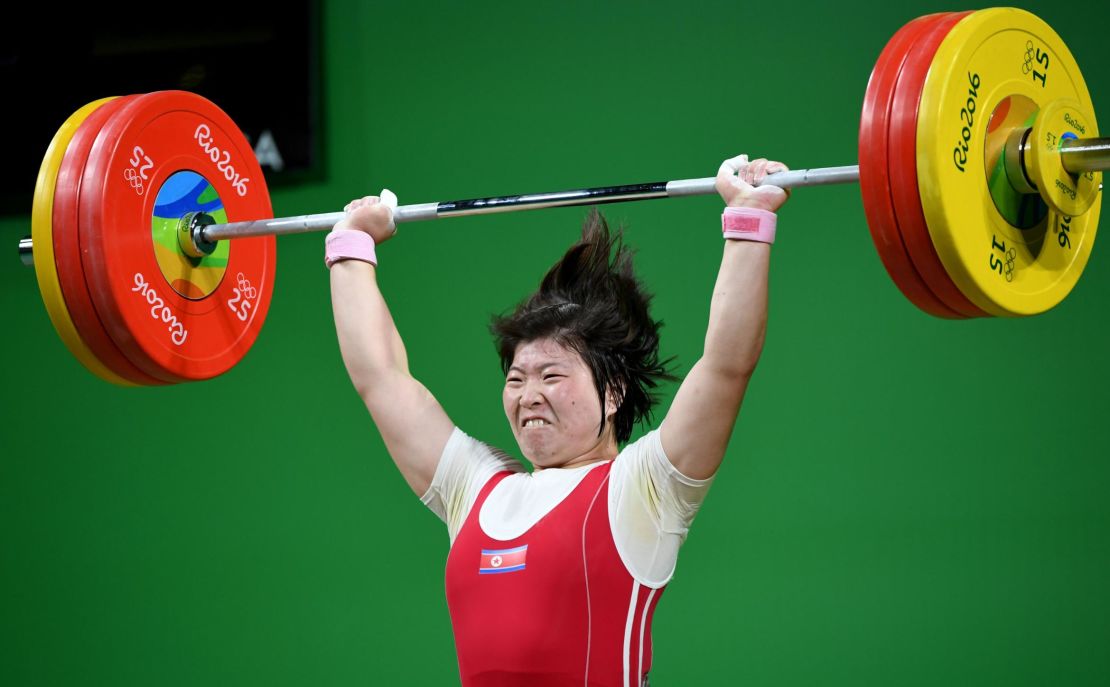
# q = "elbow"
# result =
<box><xmin>717</xmin><ymin>357</ymin><xmax>760</xmax><ymax>384</ymax></box>
<box><xmin>345</xmin><ymin>360</ymin><xmax>390</xmax><ymax>401</ymax></box>
<box><xmin>699</xmin><ymin>349</ymin><xmax>760</xmax><ymax>388</ymax></box>
<box><xmin>351</xmin><ymin>378</ymin><xmax>376</xmax><ymax>402</ymax></box>
<box><xmin>350</xmin><ymin>365</ymin><xmax>410</xmax><ymax>408</ymax></box>
<box><xmin>705</xmin><ymin>326</ymin><xmax>766</xmax><ymax>381</ymax></box>
<box><xmin>737</xmin><ymin>338</ymin><xmax>765</xmax><ymax>379</ymax></box>
<box><xmin>352</xmin><ymin>377</ymin><xmax>388</xmax><ymax>419</ymax></box>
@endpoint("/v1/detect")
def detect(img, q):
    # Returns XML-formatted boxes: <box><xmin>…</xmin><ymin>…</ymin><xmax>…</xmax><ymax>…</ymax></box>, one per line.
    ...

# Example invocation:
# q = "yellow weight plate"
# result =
<box><xmin>916</xmin><ymin>8</ymin><xmax>1100</xmax><ymax>316</ymax></box>
<box><xmin>32</xmin><ymin>98</ymin><xmax>137</xmax><ymax>386</ymax></box>
<box><xmin>1027</xmin><ymin>97</ymin><xmax>1101</xmax><ymax>216</ymax></box>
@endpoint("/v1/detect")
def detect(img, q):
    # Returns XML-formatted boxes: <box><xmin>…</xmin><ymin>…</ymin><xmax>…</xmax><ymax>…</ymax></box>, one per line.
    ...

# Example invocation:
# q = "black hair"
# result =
<box><xmin>490</xmin><ymin>209</ymin><xmax>674</xmax><ymax>443</ymax></box>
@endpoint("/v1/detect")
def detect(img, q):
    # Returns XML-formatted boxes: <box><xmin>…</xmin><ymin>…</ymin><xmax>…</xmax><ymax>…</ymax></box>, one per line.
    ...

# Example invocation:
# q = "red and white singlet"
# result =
<box><xmin>422</xmin><ymin>429</ymin><xmax>712</xmax><ymax>687</ymax></box>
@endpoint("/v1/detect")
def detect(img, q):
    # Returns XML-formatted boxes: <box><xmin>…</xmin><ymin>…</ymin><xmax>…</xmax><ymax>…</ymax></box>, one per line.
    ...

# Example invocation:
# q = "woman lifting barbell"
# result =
<box><xmin>325</xmin><ymin>153</ymin><xmax>788</xmax><ymax>687</ymax></box>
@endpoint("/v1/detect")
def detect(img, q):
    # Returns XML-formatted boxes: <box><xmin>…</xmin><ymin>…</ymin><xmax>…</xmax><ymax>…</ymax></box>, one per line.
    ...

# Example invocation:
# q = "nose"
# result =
<box><xmin>519</xmin><ymin>379</ymin><xmax>544</xmax><ymax>408</ymax></box>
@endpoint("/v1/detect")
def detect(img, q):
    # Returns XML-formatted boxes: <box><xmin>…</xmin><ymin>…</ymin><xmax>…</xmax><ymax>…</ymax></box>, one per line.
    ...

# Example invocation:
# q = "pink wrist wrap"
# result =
<box><xmin>722</xmin><ymin>207</ymin><xmax>777</xmax><ymax>244</ymax></box>
<box><xmin>325</xmin><ymin>229</ymin><xmax>377</xmax><ymax>268</ymax></box>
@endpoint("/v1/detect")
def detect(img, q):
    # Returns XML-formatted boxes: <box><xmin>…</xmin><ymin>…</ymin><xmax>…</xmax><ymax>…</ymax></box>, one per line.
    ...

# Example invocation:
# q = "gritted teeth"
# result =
<box><xmin>523</xmin><ymin>418</ymin><xmax>550</xmax><ymax>428</ymax></box>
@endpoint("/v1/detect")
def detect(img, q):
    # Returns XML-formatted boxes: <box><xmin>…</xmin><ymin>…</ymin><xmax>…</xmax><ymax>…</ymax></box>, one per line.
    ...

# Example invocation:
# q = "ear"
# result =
<box><xmin>604</xmin><ymin>383</ymin><xmax>624</xmax><ymax>419</ymax></box>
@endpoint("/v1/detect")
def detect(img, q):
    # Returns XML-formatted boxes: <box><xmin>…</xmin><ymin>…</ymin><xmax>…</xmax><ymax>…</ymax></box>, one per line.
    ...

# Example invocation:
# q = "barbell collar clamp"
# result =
<box><xmin>1005</xmin><ymin>127</ymin><xmax>1038</xmax><ymax>195</ymax></box>
<box><xmin>182</xmin><ymin>211</ymin><xmax>218</xmax><ymax>258</ymax></box>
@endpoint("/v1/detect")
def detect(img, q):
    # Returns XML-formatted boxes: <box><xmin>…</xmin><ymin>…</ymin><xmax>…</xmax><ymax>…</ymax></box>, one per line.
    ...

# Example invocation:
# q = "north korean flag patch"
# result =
<box><xmin>479</xmin><ymin>545</ymin><xmax>527</xmax><ymax>574</ymax></box>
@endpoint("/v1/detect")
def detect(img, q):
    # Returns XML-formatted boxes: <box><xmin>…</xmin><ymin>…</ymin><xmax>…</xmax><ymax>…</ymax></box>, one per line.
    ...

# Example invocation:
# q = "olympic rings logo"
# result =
<box><xmin>123</xmin><ymin>167</ymin><xmax>145</xmax><ymax>196</ymax></box>
<box><xmin>125</xmin><ymin>146</ymin><xmax>154</xmax><ymax>196</ymax></box>
<box><xmin>236</xmin><ymin>272</ymin><xmax>258</xmax><ymax>301</ymax></box>
<box><xmin>1022</xmin><ymin>40</ymin><xmax>1035</xmax><ymax>75</ymax></box>
<box><xmin>227</xmin><ymin>272</ymin><xmax>258</xmax><ymax>322</ymax></box>
<box><xmin>1003</xmin><ymin>246</ymin><xmax>1017</xmax><ymax>282</ymax></box>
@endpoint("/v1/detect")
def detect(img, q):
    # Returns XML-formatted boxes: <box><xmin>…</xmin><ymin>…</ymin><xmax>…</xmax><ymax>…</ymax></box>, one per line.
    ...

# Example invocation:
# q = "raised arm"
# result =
<box><xmin>329</xmin><ymin>195</ymin><xmax>455</xmax><ymax>495</ymax></box>
<box><xmin>659</xmin><ymin>155</ymin><xmax>790</xmax><ymax>480</ymax></box>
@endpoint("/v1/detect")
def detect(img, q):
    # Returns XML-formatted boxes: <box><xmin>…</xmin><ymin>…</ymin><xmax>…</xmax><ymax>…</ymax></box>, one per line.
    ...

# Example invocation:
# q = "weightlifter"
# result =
<box><xmin>325</xmin><ymin>154</ymin><xmax>789</xmax><ymax>687</ymax></box>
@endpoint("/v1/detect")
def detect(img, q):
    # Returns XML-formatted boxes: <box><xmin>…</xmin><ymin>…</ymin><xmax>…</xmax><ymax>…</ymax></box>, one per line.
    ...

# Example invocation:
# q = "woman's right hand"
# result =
<box><xmin>334</xmin><ymin>190</ymin><xmax>398</xmax><ymax>244</ymax></box>
<box><xmin>714</xmin><ymin>154</ymin><xmax>790</xmax><ymax>213</ymax></box>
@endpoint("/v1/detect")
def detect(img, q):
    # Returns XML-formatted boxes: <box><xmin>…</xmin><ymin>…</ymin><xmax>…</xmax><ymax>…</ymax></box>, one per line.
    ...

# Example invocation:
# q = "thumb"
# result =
<box><xmin>380</xmin><ymin>188</ymin><xmax>398</xmax><ymax>233</ymax></box>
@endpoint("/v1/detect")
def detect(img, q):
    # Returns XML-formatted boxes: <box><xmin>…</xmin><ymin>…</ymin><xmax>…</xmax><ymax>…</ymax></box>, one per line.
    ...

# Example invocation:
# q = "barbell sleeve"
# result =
<box><xmin>19</xmin><ymin>236</ymin><xmax>33</xmax><ymax>267</ymax></box>
<box><xmin>1059</xmin><ymin>136</ymin><xmax>1110</xmax><ymax>175</ymax></box>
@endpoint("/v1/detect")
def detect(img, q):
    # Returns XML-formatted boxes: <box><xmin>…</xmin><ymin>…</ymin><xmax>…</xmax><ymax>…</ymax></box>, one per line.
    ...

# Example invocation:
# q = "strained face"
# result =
<box><xmin>502</xmin><ymin>338</ymin><xmax>617</xmax><ymax>470</ymax></box>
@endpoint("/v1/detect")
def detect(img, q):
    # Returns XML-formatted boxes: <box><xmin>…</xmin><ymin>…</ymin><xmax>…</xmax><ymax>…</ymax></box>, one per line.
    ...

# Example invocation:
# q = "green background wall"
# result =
<box><xmin>3</xmin><ymin>1</ymin><xmax>1109</xmax><ymax>684</ymax></box>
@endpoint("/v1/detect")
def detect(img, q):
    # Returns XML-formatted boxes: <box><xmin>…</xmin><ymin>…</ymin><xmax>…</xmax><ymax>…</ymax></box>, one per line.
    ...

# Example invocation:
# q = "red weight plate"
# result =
<box><xmin>52</xmin><ymin>94</ymin><xmax>169</xmax><ymax>386</ymax></box>
<box><xmin>888</xmin><ymin>11</ymin><xmax>988</xmax><ymax>318</ymax></box>
<box><xmin>80</xmin><ymin>91</ymin><xmax>276</xmax><ymax>382</ymax></box>
<box><xmin>859</xmin><ymin>12</ymin><xmax>963</xmax><ymax>319</ymax></box>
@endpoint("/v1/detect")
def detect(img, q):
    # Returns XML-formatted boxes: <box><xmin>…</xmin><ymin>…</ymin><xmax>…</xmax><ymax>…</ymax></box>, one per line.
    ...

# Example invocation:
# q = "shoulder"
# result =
<box><xmin>611</xmin><ymin>428</ymin><xmax>713</xmax><ymax>489</ymax></box>
<box><xmin>441</xmin><ymin>427</ymin><xmax>522</xmax><ymax>471</ymax></box>
<box><xmin>608</xmin><ymin>428</ymin><xmax>715</xmax><ymax>587</ymax></box>
<box><xmin>421</xmin><ymin>427</ymin><xmax>524</xmax><ymax>541</ymax></box>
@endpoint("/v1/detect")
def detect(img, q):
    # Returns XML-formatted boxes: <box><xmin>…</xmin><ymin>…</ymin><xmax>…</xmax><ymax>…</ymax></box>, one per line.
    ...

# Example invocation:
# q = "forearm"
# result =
<box><xmin>701</xmin><ymin>239</ymin><xmax>770</xmax><ymax>378</ymax></box>
<box><xmin>659</xmin><ymin>238</ymin><xmax>768</xmax><ymax>478</ymax></box>
<box><xmin>659</xmin><ymin>155</ymin><xmax>782</xmax><ymax>477</ymax></box>
<box><xmin>330</xmin><ymin>259</ymin><xmax>410</xmax><ymax>394</ymax></box>
<box><xmin>325</xmin><ymin>197</ymin><xmax>456</xmax><ymax>494</ymax></box>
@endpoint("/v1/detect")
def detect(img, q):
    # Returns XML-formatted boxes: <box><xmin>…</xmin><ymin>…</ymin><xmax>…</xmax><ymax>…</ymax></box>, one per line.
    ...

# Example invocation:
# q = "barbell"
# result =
<box><xmin>17</xmin><ymin>7</ymin><xmax>1109</xmax><ymax>386</ymax></box>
